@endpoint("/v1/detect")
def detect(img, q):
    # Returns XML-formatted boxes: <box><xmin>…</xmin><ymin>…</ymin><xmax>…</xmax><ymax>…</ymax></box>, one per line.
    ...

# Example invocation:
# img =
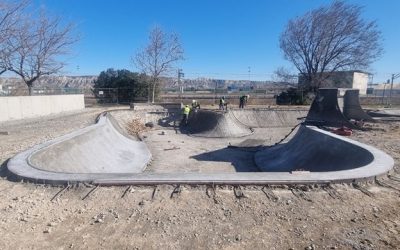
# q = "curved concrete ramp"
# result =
<box><xmin>306</xmin><ymin>88</ymin><xmax>359</xmax><ymax>129</ymax></box>
<box><xmin>184</xmin><ymin>110</ymin><xmax>252</xmax><ymax>138</ymax></box>
<box><xmin>342</xmin><ymin>89</ymin><xmax>375</xmax><ymax>122</ymax></box>
<box><xmin>7</xmin><ymin>113</ymin><xmax>152</xmax><ymax>182</ymax></box>
<box><xmin>230</xmin><ymin>109</ymin><xmax>307</xmax><ymax>128</ymax></box>
<box><xmin>254</xmin><ymin>125</ymin><xmax>392</xmax><ymax>172</ymax></box>
<box><xmin>368</xmin><ymin>109</ymin><xmax>400</xmax><ymax>118</ymax></box>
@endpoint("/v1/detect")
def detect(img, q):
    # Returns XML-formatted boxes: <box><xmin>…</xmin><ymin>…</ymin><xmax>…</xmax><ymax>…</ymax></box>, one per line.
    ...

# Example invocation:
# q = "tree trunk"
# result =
<box><xmin>151</xmin><ymin>77</ymin><xmax>157</xmax><ymax>103</ymax></box>
<box><xmin>28</xmin><ymin>84</ymin><xmax>33</xmax><ymax>96</ymax></box>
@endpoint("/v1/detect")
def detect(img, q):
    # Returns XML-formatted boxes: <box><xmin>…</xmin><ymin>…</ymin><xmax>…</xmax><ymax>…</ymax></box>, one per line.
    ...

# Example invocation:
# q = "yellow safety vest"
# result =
<box><xmin>183</xmin><ymin>106</ymin><xmax>191</xmax><ymax>115</ymax></box>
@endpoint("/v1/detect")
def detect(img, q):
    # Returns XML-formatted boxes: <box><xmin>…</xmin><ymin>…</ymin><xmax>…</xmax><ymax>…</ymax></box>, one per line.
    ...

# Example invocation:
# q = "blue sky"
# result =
<box><xmin>34</xmin><ymin>0</ymin><xmax>400</xmax><ymax>82</ymax></box>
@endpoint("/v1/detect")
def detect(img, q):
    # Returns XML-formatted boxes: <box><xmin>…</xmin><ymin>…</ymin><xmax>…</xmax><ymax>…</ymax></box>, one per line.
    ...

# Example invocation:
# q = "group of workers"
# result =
<box><xmin>181</xmin><ymin>95</ymin><xmax>250</xmax><ymax>125</ymax></box>
<box><xmin>181</xmin><ymin>100</ymin><xmax>200</xmax><ymax>125</ymax></box>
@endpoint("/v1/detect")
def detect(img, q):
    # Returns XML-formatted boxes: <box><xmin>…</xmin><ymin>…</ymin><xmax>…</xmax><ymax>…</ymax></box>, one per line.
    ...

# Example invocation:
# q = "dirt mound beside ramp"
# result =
<box><xmin>254</xmin><ymin>125</ymin><xmax>393</xmax><ymax>174</ymax></box>
<box><xmin>306</xmin><ymin>88</ymin><xmax>359</xmax><ymax>129</ymax></box>
<box><xmin>230</xmin><ymin>109</ymin><xmax>307</xmax><ymax>128</ymax></box>
<box><xmin>184</xmin><ymin>110</ymin><xmax>252</xmax><ymax>138</ymax></box>
<box><xmin>342</xmin><ymin>89</ymin><xmax>375</xmax><ymax>122</ymax></box>
<box><xmin>7</xmin><ymin>113</ymin><xmax>152</xmax><ymax>183</ymax></box>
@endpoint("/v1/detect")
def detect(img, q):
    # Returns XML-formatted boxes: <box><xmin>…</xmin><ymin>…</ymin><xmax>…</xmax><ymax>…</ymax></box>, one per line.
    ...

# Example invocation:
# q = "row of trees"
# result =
<box><xmin>0</xmin><ymin>0</ymin><xmax>76</xmax><ymax>95</ymax></box>
<box><xmin>93</xmin><ymin>68</ymin><xmax>150</xmax><ymax>103</ymax></box>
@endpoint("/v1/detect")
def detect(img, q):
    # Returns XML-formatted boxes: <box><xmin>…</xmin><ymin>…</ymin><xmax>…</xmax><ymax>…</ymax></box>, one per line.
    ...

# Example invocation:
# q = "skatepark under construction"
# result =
<box><xmin>6</xmin><ymin>88</ymin><xmax>395</xmax><ymax>185</ymax></box>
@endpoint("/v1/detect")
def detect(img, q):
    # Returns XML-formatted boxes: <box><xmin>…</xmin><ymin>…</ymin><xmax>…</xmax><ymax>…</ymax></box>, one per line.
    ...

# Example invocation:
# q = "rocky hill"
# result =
<box><xmin>0</xmin><ymin>75</ymin><xmax>291</xmax><ymax>91</ymax></box>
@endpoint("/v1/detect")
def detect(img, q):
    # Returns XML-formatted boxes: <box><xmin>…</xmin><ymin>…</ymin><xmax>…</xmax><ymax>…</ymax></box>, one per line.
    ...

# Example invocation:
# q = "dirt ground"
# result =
<box><xmin>0</xmin><ymin>106</ymin><xmax>399</xmax><ymax>250</ymax></box>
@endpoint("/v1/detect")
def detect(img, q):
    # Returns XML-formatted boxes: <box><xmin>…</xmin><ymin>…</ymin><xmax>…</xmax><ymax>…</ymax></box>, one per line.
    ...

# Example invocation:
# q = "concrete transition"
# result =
<box><xmin>184</xmin><ymin>110</ymin><xmax>252</xmax><ymax>138</ymax></box>
<box><xmin>7</xmin><ymin>113</ymin><xmax>152</xmax><ymax>182</ymax></box>
<box><xmin>184</xmin><ymin>108</ymin><xmax>307</xmax><ymax>137</ymax></box>
<box><xmin>305</xmin><ymin>88</ymin><xmax>373</xmax><ymax>129</ymax></box>
<box><xmin>368</xmin><ymin>109</ymin><xmax>400</xmax><ymax>118</ymax></box>
<box><xmin>341</xmin><ymin>89</ymin><xmax>375</xmax><ymax>122</ymax></box>
<box><xmin>6</xmin><ymin>108</ymin><xmax>394</xmax><ymax>185</ymax></box>
<box><xmin>255</xmin><ymin>125</ymin><xmax>382</xmax><ymax>172</ymax></box>
<box><xmin>230</xmin><ymin>108</ymin><xmax>307</xmax><ymax>128</ymax></box>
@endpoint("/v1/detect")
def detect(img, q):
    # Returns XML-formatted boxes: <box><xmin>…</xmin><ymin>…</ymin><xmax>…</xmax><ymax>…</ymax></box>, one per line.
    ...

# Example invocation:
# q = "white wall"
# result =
<box><xmin>0</xmin><ymin>94</ymin><xmax>84</xmax><ymax>122</ymax></box>
<box><xmin>352</xmin><ymin>72</ymin><xmax>368</xmax><ymax>95</ymax></box>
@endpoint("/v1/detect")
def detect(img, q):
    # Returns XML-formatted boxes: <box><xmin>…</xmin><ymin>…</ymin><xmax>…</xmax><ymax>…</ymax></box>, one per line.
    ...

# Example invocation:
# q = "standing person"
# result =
<box><xmin>192</xmin><ymin>99</ymin><xmax>200</xmax><ymax>110</ymax></box>
<box><xmin>219</xmin><ymin>96</ymin><xmax>226</xmax><ymax>110</ymax></box>
<box><xmin>239</xmin><ymin>95</ymin><xmax>245</xmax><ymax>109</ymax></box>
<box><xmin>181</xmin><ymin>104</ymin><xmax>191</xmax><ymax>125</ymax></box>
<box><xmin>245</xmin><ymin>95</ymin><xmax>250</xmax><ymax>108</ymax></box>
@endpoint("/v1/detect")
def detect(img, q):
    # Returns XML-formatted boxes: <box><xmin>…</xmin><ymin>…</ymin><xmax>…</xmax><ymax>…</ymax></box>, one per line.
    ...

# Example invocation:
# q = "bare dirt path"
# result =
<box><xmin>0</xmin><ymin>108</ymin><xmax>399</xmax><ymax>249</ymax></box>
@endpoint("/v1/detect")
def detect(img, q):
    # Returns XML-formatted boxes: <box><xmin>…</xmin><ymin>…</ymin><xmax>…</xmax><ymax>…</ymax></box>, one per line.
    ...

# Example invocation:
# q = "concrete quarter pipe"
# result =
<box><xmin>7</xmin><ymin>113</ymin><xmax>152</xmax><ymax>183</ymax></box>
<box><xmin>254</xmin><ymin>125</ymin><xmax>382</xmax><ymax>172</ymax></box>
<box><xmin>341</xmin><ymin>89</ymin><xmax>375</xmax><ymax>122</ymax></box>
<box><xmin>183</xmin><ymin>110</ymin><xmax>253</xmax><ymax>138</ymax></box>
<box><xmin>306</xmin><ymin>88</ymin><xmax>367</xmax><ymax>129</ymax></box>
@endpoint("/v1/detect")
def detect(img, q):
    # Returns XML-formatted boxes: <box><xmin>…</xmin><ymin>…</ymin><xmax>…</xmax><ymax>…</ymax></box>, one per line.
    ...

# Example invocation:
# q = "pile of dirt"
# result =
<box><xmin>126</xmin><ymin>119</ymin><xmax>149</xmax><ymax>136</ymax></box>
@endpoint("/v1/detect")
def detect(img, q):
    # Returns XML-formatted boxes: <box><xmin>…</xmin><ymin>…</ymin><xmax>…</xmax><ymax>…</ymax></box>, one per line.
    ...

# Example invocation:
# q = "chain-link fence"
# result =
<box><xmin>1</xmin><ymin>86</ymin><xmax>399</xmax><ymax>106</ymax></box>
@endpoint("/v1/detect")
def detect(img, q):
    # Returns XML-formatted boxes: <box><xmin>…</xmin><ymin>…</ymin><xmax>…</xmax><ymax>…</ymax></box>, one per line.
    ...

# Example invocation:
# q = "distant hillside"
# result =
<box><xmin>0</xmin><ymin>76</ymin><xmax>97</xmax><ymax>89</ymax></box>
<box><xmin>0</xmin><ymin>75</ymin><xmax>292</xmax><ymax>90</ymax></box>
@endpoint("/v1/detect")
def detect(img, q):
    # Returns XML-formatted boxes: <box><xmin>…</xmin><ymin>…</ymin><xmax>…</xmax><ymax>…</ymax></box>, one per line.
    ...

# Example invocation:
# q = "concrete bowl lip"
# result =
<box><xmin>6</xmin><ymin>112</ymin><xmax>394</xmax><ymax>185</ymax></box>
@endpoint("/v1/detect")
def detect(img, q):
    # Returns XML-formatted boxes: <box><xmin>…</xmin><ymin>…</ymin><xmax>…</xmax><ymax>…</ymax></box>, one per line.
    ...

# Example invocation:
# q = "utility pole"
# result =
<box><xmin>388</xmin><ymin>73</ymin><xmax>400</xmax><ymax>107</ymax></box>
<box><xmin>178</xmin><ymin>69</ymin><xmax>184</xmax><ymax>93</ymax></box>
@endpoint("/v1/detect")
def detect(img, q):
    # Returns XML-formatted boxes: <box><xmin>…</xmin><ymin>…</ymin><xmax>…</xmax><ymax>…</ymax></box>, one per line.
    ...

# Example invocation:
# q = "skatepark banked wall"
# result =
<box><xmin>0</xmin><ymin>95</ymin><xmax>85</xmax><ymax>122</ymax></box>
<box><xmin>7</xmin><ymin>109</ymin><xmax>393</xmax><ymax>185</ymax></box>
<box><xmin>184</xmin><ymin>109</ymin><xmax>307</xmax><ymax>138</ymax></box>
<box><xmin>305</xmin><ymin>88</ymin><xmax>373</xmax><ymax>129</ymax></box>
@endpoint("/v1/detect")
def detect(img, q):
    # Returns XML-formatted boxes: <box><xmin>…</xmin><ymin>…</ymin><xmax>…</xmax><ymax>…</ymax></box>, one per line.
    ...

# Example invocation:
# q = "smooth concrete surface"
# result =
<box><xmin>6</xmin><ymin>108</ymin><xmax>394</xmax><ymax>185</ymax></box>
<box><xmin>184</xmin><ymin>110</ymin><xmax>253</xmax><ymax>138</ymax></box>
<box><xmin>255</xmin><ymin>125</ymin><xmax>376</xmax><ymax>172</ymax></box>
<box><xmin>306</xmin><ymin>88</ymin><xmax>359</xmax><ymax>129</ymax></box>
<box><xmin>7</xmin><ymin>113</ymin><xmax>152</xmax><ymax>180</ymax></box>
<box><xmin>368</xmin><ymin>109</ymin><xmax>400</xmax><ymax>118</ymax></box>
<box><xmin>342</xmin><ymin>90</ymin><xmax>375</xmax><ymax>122</ymax></box>
<box><xmin>0</xmin><ymin>95</ymin><xmax>84</xmax><ymax>122</ymax></box>
<box><xmin>230</xmin><ymin>109</ymin><xmax>307</xmax><ymax>128</ymax></box>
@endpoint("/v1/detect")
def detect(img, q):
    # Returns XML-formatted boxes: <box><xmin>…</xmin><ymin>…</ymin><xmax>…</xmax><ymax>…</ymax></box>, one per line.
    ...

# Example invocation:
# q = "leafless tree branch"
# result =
<box><xmin>279</xmin><ymin>1</ymin><xmax>382</xmax><ymax>90</ymax></box>
<box><xmin>133</xmin><ymin>25</ymin><xmax>184</xmax><ymax>102</ymax></box>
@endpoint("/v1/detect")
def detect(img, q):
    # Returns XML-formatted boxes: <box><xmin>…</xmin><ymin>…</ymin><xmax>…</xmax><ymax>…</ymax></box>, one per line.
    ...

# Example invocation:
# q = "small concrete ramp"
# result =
<box><xmin>368</xmin><ymin>109</ymin><xmax>400</xmax><ymax>118</ymax></box>
<box><xmin>254</xmin><ymin>125</ymin><xmax>393</xmax><ymax>175</ymax></box>
<box><xmin>7</xmin><ymin>113</ymin><xmax>152</xmax><ymax>183</ymax></box>
<box><xmin>341</xmin><ymin>89</ymin><xmax>374</xmax><ymax>122</ymax></box>
<box><xmin>184</xmin><ymin>110</ymin><xmax>252</xmax><ymax>138</ymax></box>
<box><xmin>230</xmin><ymin>109</ymin><xmax>307</xmax><ymax>128</ymax></box>
<box><xmin>305</xmin><ymin>88</ymin><xmax>359</xmax><ymax>129</ymax></box>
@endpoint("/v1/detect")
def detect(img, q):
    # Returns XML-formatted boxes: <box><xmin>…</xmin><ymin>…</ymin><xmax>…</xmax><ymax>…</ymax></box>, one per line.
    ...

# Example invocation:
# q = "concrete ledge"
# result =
<box><xmin>0</xmin><ymin>94</ymin><xmax>84</xmax><ymax>122</ymax></box>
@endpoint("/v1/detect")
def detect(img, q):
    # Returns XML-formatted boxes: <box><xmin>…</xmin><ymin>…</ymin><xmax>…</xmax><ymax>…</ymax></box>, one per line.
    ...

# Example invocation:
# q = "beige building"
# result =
<box><xmin>298</xmin><ymin>71</ymin><xmax>370</xmax><ymax>95</ymax></box>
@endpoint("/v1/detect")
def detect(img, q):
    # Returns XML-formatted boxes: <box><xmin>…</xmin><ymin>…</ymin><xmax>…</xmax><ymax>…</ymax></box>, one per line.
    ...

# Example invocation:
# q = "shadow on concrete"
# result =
<box><xmin>0</xmin><ymin>159</ymin><xmax>19</xmax><ymax>182</ymax></box>
<box><xmin>155</xmin><ymin>112</ymin><xmax>180</xmax><ymax>128</ymax></box>
<box><xmin>190</xmin><ymin>147</ymin><xmax>260</xmax><ymax>172</ymax></box>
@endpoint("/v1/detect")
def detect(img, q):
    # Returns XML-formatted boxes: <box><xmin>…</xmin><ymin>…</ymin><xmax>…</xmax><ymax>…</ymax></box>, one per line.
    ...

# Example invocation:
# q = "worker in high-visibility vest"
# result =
<box><xmin>181</xmin><ymin>105</ymin><xmax>191</xmax><ymax>125</ymax></box>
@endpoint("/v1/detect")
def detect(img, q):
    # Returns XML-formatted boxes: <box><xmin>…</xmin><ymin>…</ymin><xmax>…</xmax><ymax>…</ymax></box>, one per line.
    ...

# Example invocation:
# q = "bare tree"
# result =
<box><xmin>8</xmin><ymin>11</ymin><xmax>77</xmax><ymax>95</ymax></box>
<box><xmin>273</xmin><ymin>66</ymin><xmax>297</xmax><ymax>84</ymax></box>
<box><xmin>0</xmin><ymin>0</ymin><xmax>28</xmax><ymax>75</ymax></box>
<box><xmin>279</xmin><ymin>1</ymin><xmax>382</xmax><ymax>90</ymax></box>
<box><xmin>134</xmin><ymin>25</ymin><xmax>184</xmax><ymax>103</ymax></box>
